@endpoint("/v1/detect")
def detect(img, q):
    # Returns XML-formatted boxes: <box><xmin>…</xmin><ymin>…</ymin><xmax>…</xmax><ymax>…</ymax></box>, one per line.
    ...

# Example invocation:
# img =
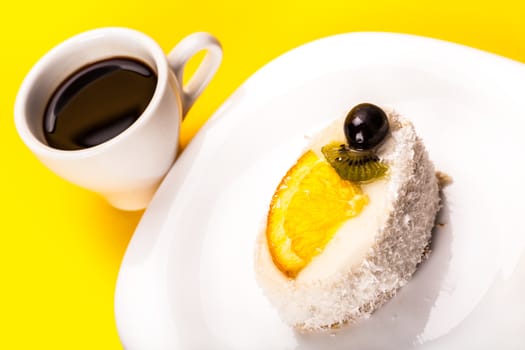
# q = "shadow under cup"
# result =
<box><xmin>15</xmin><ymin>28</ymin><xmax>182</xmax><ymax>210</ymax></box>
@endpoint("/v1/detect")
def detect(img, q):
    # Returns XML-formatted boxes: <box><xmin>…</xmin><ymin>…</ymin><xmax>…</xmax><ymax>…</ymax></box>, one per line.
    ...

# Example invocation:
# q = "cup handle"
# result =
<box><xmin>167</xmin><ymin>32</ymin><xmax>222</xmax><ymax>116</ymax></box>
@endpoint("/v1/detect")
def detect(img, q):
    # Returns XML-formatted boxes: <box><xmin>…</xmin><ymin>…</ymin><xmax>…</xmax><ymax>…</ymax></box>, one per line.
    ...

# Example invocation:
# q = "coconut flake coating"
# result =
<box><xmin>255</xmin><ymin>110</ymin><xmax>441</xmax><ymax>331</ymax></box>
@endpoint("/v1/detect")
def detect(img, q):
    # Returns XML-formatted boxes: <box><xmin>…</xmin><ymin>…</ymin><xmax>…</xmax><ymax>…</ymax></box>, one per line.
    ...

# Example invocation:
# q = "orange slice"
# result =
<box><xmin>266</xmin><ymin>150</ymin><xmax>368</xmax><ymax>278</ymax></box>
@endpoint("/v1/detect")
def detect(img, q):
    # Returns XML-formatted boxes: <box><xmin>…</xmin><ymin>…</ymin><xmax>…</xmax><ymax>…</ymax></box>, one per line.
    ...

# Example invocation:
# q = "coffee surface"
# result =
<box><xmin>43</xmin><ymin>57</ymin><xmax>157</xmax><ymax>150</ymax></box>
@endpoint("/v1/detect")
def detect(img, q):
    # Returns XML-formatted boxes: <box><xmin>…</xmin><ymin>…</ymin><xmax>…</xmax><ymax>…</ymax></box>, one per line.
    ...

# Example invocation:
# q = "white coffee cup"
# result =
<box><xmin>15</xmin><ymin>27</ymin><xmax>222</xmax><ymax>210</ymax></box>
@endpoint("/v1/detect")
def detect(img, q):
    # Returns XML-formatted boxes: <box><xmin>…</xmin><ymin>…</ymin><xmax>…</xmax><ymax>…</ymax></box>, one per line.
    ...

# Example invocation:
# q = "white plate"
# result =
<box><xmin>115</xmin><ymin>32</ymin><xmax>525</xmax><ymax>349</ymax></box>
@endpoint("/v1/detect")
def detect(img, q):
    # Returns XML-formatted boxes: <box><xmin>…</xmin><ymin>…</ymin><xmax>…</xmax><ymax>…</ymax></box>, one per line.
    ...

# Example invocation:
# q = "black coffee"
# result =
<box><xmin>43</xmin><ymin>57</ymin><xmax>157</xmax><ymax>150</ymax></box>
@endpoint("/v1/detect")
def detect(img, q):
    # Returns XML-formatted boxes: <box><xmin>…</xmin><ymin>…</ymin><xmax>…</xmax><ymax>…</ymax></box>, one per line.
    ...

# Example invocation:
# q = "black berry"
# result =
<box><xmin>344</xmin><ymin>103</ymin><xmax>389</xmax><ymax>151</ymax></box>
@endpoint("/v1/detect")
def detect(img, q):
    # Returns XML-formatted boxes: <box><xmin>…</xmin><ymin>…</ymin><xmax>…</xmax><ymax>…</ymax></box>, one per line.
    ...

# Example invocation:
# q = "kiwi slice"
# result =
<box><xmin>321</xmin><ymin>142</ymin><xmax>388</xmax><ymax>182</ymax></box>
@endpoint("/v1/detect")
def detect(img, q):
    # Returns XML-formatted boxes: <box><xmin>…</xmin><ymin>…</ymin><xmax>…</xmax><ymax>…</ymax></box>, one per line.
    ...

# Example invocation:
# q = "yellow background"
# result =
<box><xmin>1</xmin><ymin>0</ymin><xmax>524</xmax><ymax>348</ymax></box>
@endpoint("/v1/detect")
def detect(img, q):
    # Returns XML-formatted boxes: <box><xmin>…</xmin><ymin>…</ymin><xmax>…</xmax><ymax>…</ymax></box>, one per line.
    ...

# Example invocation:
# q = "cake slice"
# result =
<box><xmin>255</xmin><ymin>103</ymin><xmax>440</xmax><ymax>331</ymax></box>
